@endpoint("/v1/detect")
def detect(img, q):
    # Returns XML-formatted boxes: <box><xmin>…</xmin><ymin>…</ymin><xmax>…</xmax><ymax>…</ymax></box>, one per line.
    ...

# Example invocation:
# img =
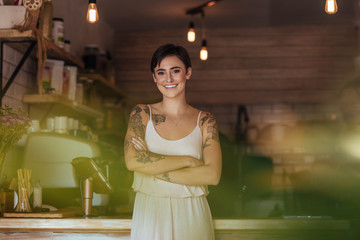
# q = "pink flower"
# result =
<box><xmin>1</xmin><ymin>106</ymin><xmax>31</xmax><ymax>155</ymax></box>
<box><xmin>1</xmin><ymin>121</ymin><xmax>10</xmax><ymax>127</ymax></box>
<box><xmin>9</xmin><ymin>118</ymin><xmax>17</xmax><ymax>126</ymax></box>
<box><xmin>16</xmin><ymin>119</ymin><xmax>26</xmax><ymax>125</ymax></box>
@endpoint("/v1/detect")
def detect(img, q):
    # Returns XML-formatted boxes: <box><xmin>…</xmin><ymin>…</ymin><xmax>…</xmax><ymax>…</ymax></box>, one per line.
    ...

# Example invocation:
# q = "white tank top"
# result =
<box><xmin>131</xmin><ymin>105</ymin><xmax>208</xmax><ymax>198</ymax></box>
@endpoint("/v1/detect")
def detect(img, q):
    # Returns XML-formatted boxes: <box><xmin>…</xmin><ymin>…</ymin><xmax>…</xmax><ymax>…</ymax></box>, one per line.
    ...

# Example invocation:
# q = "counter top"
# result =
<box><xmin>0</xmin><ymin>217</ymin><xmax>350</xmax><ymax>233</ymax></box>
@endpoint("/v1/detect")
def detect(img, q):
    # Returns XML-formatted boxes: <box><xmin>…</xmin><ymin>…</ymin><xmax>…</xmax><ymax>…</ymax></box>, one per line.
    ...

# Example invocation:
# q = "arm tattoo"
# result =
<box><xmin>124</xmin><ymin>105</ymin><xmax>147</xmax><ymax>153</ymax></box>
<box><xmin>135</xmin><ymin>151</ymin><xmax>164</xmax><ymax>163</ymax></box>
<box><xmin>161</xmin><ymin>172</ymin><xmax>171</xmax><ymax>182</ymax></box>
<box><xmin>124</xmin><ymin>136</ymin><xmax>131</xmax><ymax>152</ymax></box>
<box><xmin>201</xmin><ymin>112</ymin><xmax>220</xmax><ymax>149</ymax></box>
<box><xmin>144</xmin><ymin>107</ymin><xmax>150</xmax><ymax>115</ymax></box>
<box><xmin>152</xmin><ymin>114</ymin><xmax>166</xmax><ymax>126</ymax></box>
<box><xmin>129</xmin><ymin>105</ymin><xmax>146</xmax><ymax>136</ymax></box>
<box><xmin>200</xmin><ymin>112</ymin><xmax>215</xmax><ymax>126</ymax></box>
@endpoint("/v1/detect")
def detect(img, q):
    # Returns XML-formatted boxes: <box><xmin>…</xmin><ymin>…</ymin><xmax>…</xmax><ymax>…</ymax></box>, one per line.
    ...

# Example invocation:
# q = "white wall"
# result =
<box><xmin>1</xmin><ymin>45</ymin><xmax>37</xmax><ymax>108</ymax></box>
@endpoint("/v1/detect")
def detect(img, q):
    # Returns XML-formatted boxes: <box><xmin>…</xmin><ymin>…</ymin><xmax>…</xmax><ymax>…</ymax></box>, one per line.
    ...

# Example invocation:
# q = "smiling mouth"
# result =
<box><xmin>164</xmin><ymin>84</ymin><xmax>178</xmax><ymax>89</ymax></box>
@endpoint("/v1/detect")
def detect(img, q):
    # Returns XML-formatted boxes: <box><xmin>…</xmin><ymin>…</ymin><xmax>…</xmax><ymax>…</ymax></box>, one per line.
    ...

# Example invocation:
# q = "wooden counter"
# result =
<box><xmin>0</xmin><ymin>217</ymin><xmax>355</xmax><ymax>240</ymax></box>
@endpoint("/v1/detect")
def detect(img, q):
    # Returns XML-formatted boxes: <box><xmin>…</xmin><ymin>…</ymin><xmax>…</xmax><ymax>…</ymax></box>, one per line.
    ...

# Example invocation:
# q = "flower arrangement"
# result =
<box><xmin>0</xmin><ymin>106</ymin><xmax>32</xmax><ymax>166</ymax></box>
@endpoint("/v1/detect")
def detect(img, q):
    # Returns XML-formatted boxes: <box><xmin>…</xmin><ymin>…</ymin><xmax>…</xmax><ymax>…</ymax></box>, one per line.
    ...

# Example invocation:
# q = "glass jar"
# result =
<box><xmin>82</xmin><ymin>45</ymin><xmax>99</xmax><ymax>71</ymax></box>
<box><xmin>52</xmin><ymin>17</ymin><xmax>64</xmax><ymax>48</ymax></box>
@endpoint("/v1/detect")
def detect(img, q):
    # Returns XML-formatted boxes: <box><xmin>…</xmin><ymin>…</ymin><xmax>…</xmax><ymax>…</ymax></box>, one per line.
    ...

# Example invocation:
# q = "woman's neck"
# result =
<box><xmin>160</xmin><ymin>97</ymin><xmax>189</xmax><ymax>116</ymax></box>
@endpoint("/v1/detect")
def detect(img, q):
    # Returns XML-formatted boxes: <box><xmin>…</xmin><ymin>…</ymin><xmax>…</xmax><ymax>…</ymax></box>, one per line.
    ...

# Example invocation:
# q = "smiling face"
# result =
<box><xmin>153</xmin><ymin>55</ymin><xmax>192</xmax><ymax>99</ymax></box>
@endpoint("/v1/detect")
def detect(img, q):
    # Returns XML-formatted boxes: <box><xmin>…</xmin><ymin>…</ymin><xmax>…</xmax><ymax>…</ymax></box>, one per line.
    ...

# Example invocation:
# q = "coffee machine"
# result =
<box><xmin>22</xmin><ymin>132</ymin><xmax>108</xmax><ymax>208</ymax></box>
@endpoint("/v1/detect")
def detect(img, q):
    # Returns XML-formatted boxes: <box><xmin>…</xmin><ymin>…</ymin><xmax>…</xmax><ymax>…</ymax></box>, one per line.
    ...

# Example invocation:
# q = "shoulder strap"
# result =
<box><xmin>197</xmin><ymin>111</ymin><xmax>202</xmax><ymax>127</ymax></box>
<box><xmin>147</xmin><ymin>104</ymin><xmax>152</xmax><ymax>120</ymax></box>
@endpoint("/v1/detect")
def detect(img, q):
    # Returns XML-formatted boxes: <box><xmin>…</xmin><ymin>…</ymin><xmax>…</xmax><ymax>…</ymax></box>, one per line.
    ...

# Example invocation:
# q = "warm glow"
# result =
<box><xmin>187</xmin><ymin>28</ymin><xmax>195</xmax><ymax>42</ymax></box>
<box><xmin>200</xmin><ymin>47</ymin><xmax>208</xmax><ymax>61</ymax></box>
<box><xmin>341</xmin><ymin>133</ymin><xmax>360</xmax><ymax>158</ymax></box>
<box><xmin>207</xmin><ymin>1</ymin><xmax>216</xmax><ymax>7</ymax></box>
<box><xmin>325</xmin><ymin>0</ymin><xmax>338</xmax><ymax>14</ymax></box>
<box><xmin>87</xmin><ymin>3</ymin><xmax>99</xmax><ymax>23</ymax></box>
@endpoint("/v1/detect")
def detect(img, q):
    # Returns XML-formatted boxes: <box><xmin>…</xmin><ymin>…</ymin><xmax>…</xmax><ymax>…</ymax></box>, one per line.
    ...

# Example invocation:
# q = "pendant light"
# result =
<box><xmin>185</xmin><ymin>0</ymin><xmax>223</xmax><ymax>60</ymax></box>
<box><xmin>206</xmin><ymin>0</ymin><xmax>217</xmax><ymax>7</ymax></box>
<box><xmin>200</xmin><ymin>40</ymin><xmax>208</xmax><ymax>61</ymax></box>
<box><xmin>325</xmin><ymin>0</ymin><xmax>338</xmax><ymax>14</ymax></box>
<box><xmin>187</xmin><ymin>21</ymin><xmax>196</xmax><ymax>42</ymax></box>
<box><xmin>87</xmin><ymin>0</ymin><xmax>99</xmax><ymax>23</ymax></box>
<box><xmin>199</xmin><ymin>15</ymin><xmax>208</xmax><ymax>61</ymax></box>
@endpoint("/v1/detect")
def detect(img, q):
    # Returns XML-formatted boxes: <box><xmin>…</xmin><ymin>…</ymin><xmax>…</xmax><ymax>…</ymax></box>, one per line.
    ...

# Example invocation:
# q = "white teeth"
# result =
<box><xmin>165</xmin><ymin>85</ymin><xmax>177</xmax><ymax>88</ymax></box>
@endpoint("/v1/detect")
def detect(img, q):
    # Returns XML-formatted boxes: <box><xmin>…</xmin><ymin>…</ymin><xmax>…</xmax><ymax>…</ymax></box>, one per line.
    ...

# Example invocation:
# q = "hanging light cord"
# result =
<box><xmin>201</xmin><ymin>13</ymin><xmax>206</xmax><ymax>40</ymax></box>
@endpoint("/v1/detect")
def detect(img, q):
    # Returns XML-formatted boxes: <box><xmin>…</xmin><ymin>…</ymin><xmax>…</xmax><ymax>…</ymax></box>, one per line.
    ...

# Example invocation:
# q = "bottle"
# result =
<box><xmin>38</xmin><ymin>0</ymin><xmax>53</xmax><ymax>39</ymax></box>
<box><xmin>64</xmin><ymin>40</ymin><xmax>71</xmax><ymax>53</ymax></box>
<box><xmin>52</xmin><ymin>17</ymin><xmax>65</xmax><ymax>48</ymax></box>
<box><xmin>82</xmin><ymin>45</ymin><xmax>99</xmax><ymax>72</ymax></box>
<box><xmin>33</xmin><ymin>181</ymin><xmax>42</xmax><ymax>210</ymax></box>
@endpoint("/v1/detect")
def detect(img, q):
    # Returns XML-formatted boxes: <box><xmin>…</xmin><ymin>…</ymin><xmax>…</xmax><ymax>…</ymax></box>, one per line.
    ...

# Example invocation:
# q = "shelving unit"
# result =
<box><xmin>0</xmin><ymin>28</ymin><xmax>129</xmax><ymax>127</ymax></box>
<box><xmin>78</xmin><ymin>72</ymin><xmax>126</xmax><ymax>98</ymax></box>
<box><xmin>22</xmin><ymin>94</ymin><xmax>104</xmax><ymax>119</ymax></box>
<box><xmin>0</xmin><ymin>29</ymin><xmax>84</xmax><ymax>67</ymax></box>
<box><xmin>0</xmin><ymin>29</ymin><xmax>105</xmax><ymax>120</ymax></box>
<box><xmin>77</xmin><ymin>73</ymin><xmax>128</xmax><ymax>136</ymax></box>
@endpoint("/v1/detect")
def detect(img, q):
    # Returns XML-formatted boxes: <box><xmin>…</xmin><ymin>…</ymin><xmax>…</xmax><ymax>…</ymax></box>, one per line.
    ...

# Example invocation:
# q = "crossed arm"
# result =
<box><xmin>124</xmin><ymin>104</ymin><xmax>222</xmax><ymax>186</ymax></box>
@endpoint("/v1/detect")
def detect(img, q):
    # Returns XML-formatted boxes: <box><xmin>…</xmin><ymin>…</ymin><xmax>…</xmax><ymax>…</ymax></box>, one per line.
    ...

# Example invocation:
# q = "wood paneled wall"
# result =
<box><xmin>114</xmin><ymin>25</ymin><xmax>357</xmax><ymax>106</ymax></box>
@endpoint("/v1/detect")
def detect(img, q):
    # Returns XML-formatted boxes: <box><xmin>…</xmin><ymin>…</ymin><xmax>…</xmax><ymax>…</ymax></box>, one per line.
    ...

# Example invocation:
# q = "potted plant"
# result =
<box><xmin>0</xmin><ymin>105</ymin><xmax>31</xmax><ymax>169</ymax></box>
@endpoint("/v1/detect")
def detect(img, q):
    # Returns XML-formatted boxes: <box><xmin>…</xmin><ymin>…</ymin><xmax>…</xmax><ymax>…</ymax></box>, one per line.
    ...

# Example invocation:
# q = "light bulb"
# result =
<box><xmin>187</xmin><ymin>22</ymin><xmax>195</xmax><ymax>42</ymax></box>
<box><xmin>87</xmin><ymin>0</ymin><xmax>99</xmax><ymax>23</ymax></box>
<box><xmin>200</xmin><ymin>40</ymin><xmax>208</xmax><ymax>61</ymax></box>
<box><xmin>207</xmin><ymin>1</ymin><xmax>217</xmax><ymax>7</ymax></box>
<box><xmin>325</xmin><ymin>0</ymin><xmax>338</xmax><ymax>14</ymax></box>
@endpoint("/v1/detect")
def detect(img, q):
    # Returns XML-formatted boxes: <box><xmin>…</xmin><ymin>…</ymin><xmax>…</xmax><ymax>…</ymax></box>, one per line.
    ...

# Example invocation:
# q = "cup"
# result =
<box><xmin>54</xmin><ymin>116</ymin><xmax>68</xmax><ymax>134</ymax></box>
<box><xmin>33</xmin><ymin>185</ymin><xmax>42</xmax><ymax>209</ymax></box>
<box><xmin>46</xmin><ymin>118</ymin><xmax>55</xmax><ymax>132</ymax></box>
<box><xmin>28</xmin><ymin>120</ymin><xmax>40</xmax><ymax>133</ymax></box>
<box><xmin>67</xmin><ymin>118</ymin><xmax>74</xmax><ymax>130</ymax></box>
<box><xmin>73</xmin><ymin>119</ymin><xmax>79</xmax><ymax>130</ymax></box>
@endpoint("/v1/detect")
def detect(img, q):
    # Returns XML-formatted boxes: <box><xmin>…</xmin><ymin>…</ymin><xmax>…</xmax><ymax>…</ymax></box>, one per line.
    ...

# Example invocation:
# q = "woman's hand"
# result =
<box><xmin>131</xmin><ymin>137</ymin><xmax>148</xmax><ymax>151</ymax></box>
<box><xmin>188</xmin><ymin>158</ymin><xmax>204</xmax><ymax>168</ymax></box>
<box><xmin>125</xmin><ymin>104</ymin><xmax>202</xmax><ymax>176</ymax></box>
<box><xmin>132</xmin><ymin>136</ymin><xmax>203</xmax><ymax>168</ymax></box>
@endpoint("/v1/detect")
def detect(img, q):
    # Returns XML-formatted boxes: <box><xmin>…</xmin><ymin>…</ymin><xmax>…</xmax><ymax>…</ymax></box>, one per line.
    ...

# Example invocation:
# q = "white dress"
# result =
<box><xmin>130</xmin><ymin>105</ymin><xmax>215</xmax><ymax>240</ymax></box>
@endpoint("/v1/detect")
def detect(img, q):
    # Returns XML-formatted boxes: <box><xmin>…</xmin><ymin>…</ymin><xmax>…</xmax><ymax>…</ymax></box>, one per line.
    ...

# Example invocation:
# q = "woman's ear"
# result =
<box><xmin>152</xmin><ymin>74</ymin><xmax>157</xmax><ymax>83</ymax></box>
<box><xmin>186</xmin><ymin>67</ymin><xmax>192</xmax><ymax>80</ymax></box>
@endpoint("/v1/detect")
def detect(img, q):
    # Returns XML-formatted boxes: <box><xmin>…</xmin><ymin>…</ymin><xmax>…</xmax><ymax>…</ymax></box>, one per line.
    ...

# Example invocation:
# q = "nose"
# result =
<box><xmin>165</xmin><ymin>71</ymin><xmax>174</xmax><ymax>82</ymax></box>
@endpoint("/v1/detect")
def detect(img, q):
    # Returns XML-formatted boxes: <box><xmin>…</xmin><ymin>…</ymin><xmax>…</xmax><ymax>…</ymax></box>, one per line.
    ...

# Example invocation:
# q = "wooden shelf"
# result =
<box><xmin>78</xmin><ymin>73</ymin><xmax>126</xmax><ymax>98</ymax></box>
<box><xmin>23</xmin><ymin>94</ymin><xmax>104</xmax><ymax>119</ymax></box>
<box><xmin>0</xmin><ymin>29</ymin><xmax>84</xmax><ymax>68</ymax></box>
<box><xmin>95</xmin><ymin>129</ymin><xmax>126</xmax><ymax>137</ymax></box>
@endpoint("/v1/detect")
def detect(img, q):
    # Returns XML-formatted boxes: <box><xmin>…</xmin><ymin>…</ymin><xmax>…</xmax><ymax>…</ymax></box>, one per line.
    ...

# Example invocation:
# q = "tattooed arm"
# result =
<box><xmin>124</xmin><ymin>104</ymin><xmax>204</xmax><ymax>175</ymax></box>
<box><xmin>156</xmin><ymin>112</ymin><xmax>222</xmax><ymax>186</ymax></box>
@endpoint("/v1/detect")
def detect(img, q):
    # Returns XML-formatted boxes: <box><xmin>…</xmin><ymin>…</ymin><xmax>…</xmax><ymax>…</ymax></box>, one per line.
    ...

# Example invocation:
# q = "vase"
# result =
<box><xmin>15</xmin><ymin>187</ymin><xmax>32</xmax><ymax>213</ymax></box>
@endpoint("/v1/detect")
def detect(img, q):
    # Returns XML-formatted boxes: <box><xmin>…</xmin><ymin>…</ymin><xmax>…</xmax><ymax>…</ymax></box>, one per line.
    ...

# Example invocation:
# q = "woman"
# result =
<box><xmin>124</xmin><ymin>43</ymin><xmax>222</xmax><ymax>240</ymax></box>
